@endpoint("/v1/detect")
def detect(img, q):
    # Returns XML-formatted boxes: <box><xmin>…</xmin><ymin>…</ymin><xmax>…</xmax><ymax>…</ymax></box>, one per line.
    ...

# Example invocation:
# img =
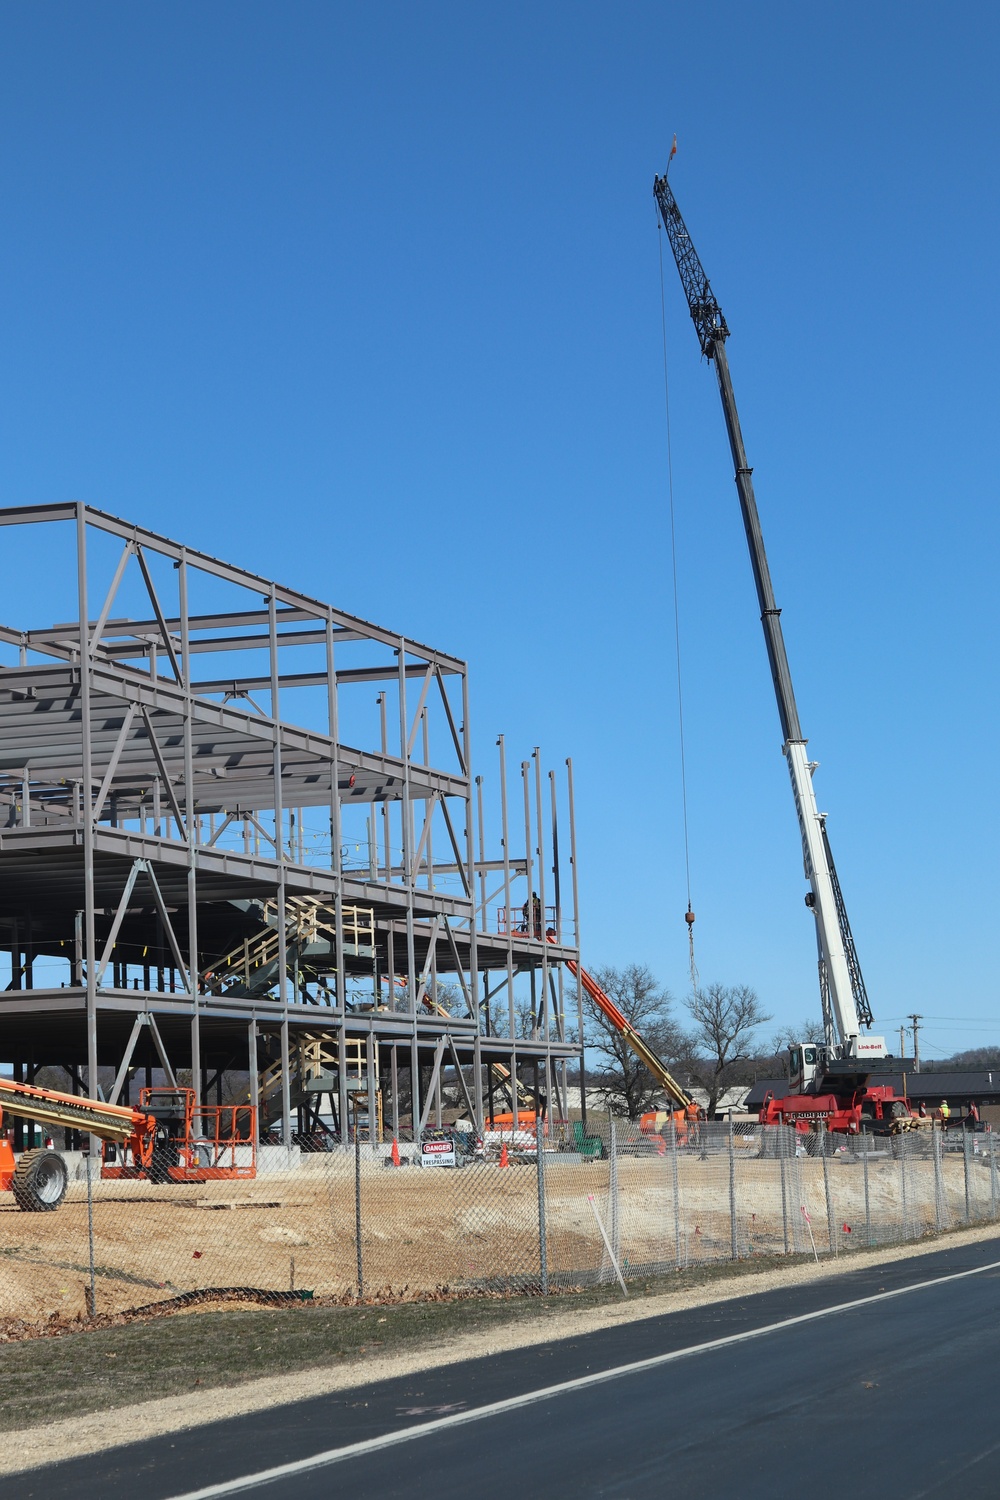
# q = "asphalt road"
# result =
<box><xmin>12</xmin><ymin>1236</ymin><xmax>1000</xmax><ymax>1500</ymax></box>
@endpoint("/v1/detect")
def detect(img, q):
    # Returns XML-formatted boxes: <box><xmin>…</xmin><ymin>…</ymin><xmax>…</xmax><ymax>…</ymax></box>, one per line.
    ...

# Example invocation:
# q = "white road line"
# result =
<box><xmin>165</xmin><ymin>1256</ymin><xmax>1000</xmax><ymax>1500</ymax></box>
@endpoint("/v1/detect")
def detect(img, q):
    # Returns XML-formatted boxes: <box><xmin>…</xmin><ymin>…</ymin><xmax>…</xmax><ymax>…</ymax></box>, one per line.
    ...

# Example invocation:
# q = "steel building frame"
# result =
<box><xmin>0</xmin><ymin>503</ymin><xmax>583</xmax><ymax>1142</ymax></box>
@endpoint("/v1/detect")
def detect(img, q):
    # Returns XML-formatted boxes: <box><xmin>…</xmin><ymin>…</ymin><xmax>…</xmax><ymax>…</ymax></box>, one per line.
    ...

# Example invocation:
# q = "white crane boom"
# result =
<box><xmin>653</xmin><ymin>169</ymin><xmax>885</xmax><ymax>1078</ymax></box>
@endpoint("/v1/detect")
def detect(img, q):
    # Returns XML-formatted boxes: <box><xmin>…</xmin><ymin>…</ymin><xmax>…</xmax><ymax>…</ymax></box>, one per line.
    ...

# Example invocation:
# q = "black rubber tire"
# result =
<box><xmin>11</xmin><ymin>1149</ymin><xmax>68</xmax><ymax>1211</ymax></box>
<box><xmin>149</xmin><ymin>1146</ymin><xmax>178</xmax><ymax>1184</ymax></box>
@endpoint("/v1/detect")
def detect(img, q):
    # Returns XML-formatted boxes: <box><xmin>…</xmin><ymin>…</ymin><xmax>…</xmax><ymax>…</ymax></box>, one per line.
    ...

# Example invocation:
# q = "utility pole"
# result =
<box><xmin>908</xmin><ymin>1014</ymin><xmax>922</xmax><ymax>1074</ymax></box>
<box><xmin>899</xmin><ymin>1026</ymin><xmax>906</xmax><ymax>1063</ymax></box>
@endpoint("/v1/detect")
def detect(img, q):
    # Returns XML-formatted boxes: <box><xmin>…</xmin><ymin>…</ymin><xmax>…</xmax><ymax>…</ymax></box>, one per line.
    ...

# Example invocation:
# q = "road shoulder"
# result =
<box><xmin>6</xmin><ymin>1222</ymin><xmax>999</xmax><ymax>1476</ymax></box>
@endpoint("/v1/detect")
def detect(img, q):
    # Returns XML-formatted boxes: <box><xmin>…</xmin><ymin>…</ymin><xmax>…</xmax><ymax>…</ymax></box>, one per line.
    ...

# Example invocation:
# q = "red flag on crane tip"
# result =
<box><xmin>670</xmin><ymin>134</ymin><xmax>677</xmax><ymax>159</ymax></box>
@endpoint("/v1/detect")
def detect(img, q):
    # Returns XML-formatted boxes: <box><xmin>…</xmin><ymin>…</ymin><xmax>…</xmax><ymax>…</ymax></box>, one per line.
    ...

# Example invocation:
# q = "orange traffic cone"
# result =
<box><xmin>499</xmin><ymin>1142</ymin><xmax>509</xmax><ymax>1168</ymax></box>
<box><xmin>390</xmin><ymin>1138</ymin><xmax>401</xmax><ymax>1167</ymax></box>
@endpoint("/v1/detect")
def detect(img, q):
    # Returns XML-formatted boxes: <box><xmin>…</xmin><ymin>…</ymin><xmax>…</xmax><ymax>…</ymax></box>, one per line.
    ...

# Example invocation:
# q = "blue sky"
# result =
<box><xmin>0</xmin><ymin>3</ymin><xmax>996</xmax><ymax>1060</ymax></box>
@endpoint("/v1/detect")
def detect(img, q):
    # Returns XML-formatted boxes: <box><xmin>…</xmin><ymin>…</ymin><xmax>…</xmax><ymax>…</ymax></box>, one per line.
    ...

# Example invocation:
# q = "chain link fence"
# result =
<box><xmin>0</xmin><ymin>1122</ymin><xmax>996</xmax><ymax>1325</ymax></box>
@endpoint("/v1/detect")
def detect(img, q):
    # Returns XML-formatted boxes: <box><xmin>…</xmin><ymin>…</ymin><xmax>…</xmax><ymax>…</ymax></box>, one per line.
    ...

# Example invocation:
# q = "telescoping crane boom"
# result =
<box><xmin>652</xmin><ymin>170</ymin><xmax>889</xmax><ymax>1108</ymax></box>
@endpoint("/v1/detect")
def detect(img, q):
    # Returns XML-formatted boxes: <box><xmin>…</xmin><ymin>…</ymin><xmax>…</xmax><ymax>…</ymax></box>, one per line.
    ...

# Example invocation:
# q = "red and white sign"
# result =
<box><xmin>421</xmin><ymin>1139</ymin><xmax>457</xmax><ymax>1167</ymax></box>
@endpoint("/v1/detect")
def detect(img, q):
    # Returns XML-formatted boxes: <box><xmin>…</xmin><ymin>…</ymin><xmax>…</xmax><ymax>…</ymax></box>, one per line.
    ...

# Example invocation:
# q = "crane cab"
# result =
<box><xmin>788</xmin><ymin>1044</ymin><xmax>823</xmax><ymax>1094</ymax></box>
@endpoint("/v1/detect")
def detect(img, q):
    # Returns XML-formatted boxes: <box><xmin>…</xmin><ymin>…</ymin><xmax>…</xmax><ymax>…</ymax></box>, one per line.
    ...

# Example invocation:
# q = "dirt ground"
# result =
<box><xmin>0</xmin><ymin>1146</ymin><xmax>991</xmax><ymax>1323</ymax></box>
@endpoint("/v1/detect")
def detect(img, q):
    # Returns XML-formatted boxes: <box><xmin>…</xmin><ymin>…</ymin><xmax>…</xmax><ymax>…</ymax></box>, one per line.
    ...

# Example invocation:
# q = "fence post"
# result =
<box><xmin>963</xmin><ymin>1131</ymin><xmax>972</xmax><ymax>1223</ymax></box>
<box><xmin>991</xmin><ymin>1132</ymin><xmax>997</xmax><ymax>1220</ymax></box>
<box><xmin>85</xmin><ymin>1151</ymin><xmax>97</xmax><ymax>1318</ymax></box>
<box><xmin>933</xmin><ymin>1127</ymin><xmax>944</xmax><ymax>1230</ymax></box>
<box><xmin>728</xmin><ymin>1116</ymin><xmax>738</xmax><ymax>1260</ymax></box>
<box><xmin>899</xmin><ymin>1132</ymin><xmax>909</xmax><ymax>1239</ymax></box>
<box><xmin>822</xmin><ymin>1132</ymin><xmax>835</xmax><ymax>1255</ymax></box>
<box><xmin>536</xmin><ymin>1119</ymin><xmax>549</xmax><ymax>1295</ymax></box>
<box><xmin>609</xmin><ymin>1117</ymin><xmax>620</xmax><ymax>1265</ymax></box>
<box><xmin>354</xmin><ymin>1120</ymin><xmax>364</xmax><ymax>1298</ymax></box>
<box><xmin>862</xmin><ymin>1134</ymin><xmax>872</xmax><ymax>1247</ymax></box>
<box><xmin>779</xmin><ymin>1127</ymin><xmax>790</xmax><ymax>1255</ymax></box>
<box><xmin>670</xmin><ymin>1119</ymin><xmax>681</xmax><ymax>1268</ymax></box>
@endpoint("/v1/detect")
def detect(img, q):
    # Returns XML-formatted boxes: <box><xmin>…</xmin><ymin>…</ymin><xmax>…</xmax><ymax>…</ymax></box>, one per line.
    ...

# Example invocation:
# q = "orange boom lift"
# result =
<box><xmin>546</xmin><ymin>936</ymin><xmax>700</xmax><ymax>1138</ymax></box>
<box><xmin>0</xmin><ymin>1075</ymin><xmax>255</xmax><ymax>1211</ymax></box>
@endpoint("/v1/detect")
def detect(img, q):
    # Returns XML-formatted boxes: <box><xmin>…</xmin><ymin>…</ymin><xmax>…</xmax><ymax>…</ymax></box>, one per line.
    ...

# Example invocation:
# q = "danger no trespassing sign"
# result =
<box><xmin>421</xmin><ymin>1140</ymin><xmax>457</xmax><ymax>1167</ymax></box>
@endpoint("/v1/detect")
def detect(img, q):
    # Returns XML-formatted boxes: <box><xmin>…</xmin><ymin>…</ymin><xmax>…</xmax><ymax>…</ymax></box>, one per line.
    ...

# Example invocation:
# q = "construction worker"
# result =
<box><xmin>522</xmin><ymin>891</ymin><xmax>542</xmax><ymax>937</ymax></box>
<box><xmin>939</xmin><ymin>1099</ymin><xmax>951</xmax><ymax>1131</ymax></box>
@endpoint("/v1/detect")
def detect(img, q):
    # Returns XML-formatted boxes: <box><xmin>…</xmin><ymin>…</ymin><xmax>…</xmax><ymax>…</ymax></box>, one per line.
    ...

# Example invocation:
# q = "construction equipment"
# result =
<box><xmin>653</xmin><ymin>168</ymin><xmax>913</xmax><ymax>1138</ymax></box>
<box><xmin>486</xmin><ymin>1063</ymin><xmax>541</xmax><ymax>1129</ymax></box>
<box><xmin>555</xmin><ymin>940</ymin><xmax>701</xmax><ymax>1136</ymax></box>
<box><xmin>101</xmin><ymin>1087</ymin><xmax>256</xmax><ymax>1181</ymax></box>
<box><xmin>0</xmin><ymin>1075</ymin><xmax>153</xmax><ymax>1210</ymax></box>
<box><xmin>0</xmin><ymin>1074</ymin><xmax>256</xmax><ymax>1209</ymax></box>
<box><xmin>757</xmin><ymin>1065</ymin><xmax>923</xmax><ymax>1141</ymax></box>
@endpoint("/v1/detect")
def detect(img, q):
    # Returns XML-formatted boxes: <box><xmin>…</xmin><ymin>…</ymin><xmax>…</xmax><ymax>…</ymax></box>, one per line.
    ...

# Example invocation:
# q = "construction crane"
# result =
<box><xmin>0</xmin><ymin>1075</ymin><xmax>256</xmax><ymax>1210</ymax></box>
<box><xmin>653</xmin><ymin>169</ymin><xmax>909</xmax><ymax>1135</ymax></box>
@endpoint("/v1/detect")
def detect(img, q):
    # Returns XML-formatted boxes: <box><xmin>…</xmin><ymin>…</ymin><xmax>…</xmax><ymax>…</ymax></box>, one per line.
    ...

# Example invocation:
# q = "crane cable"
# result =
<box><xmin>657</xmin><ymin>208</ymin><xmax>699</xmax><ymax>997</ymax></box>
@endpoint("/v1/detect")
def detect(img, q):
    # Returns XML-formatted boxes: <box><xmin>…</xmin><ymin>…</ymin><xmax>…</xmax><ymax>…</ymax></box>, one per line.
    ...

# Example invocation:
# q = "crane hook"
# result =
<box><xmin>685</xmin><ymin>905</ymin><xmax>699</xmax><ymax>995</ymax></box>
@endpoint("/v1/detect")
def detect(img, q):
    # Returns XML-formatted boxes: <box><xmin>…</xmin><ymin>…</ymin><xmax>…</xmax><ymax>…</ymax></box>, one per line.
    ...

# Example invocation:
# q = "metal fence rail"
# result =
<box><xmin>0</xmin><ymin>1123</ymin><xmax>995</xmax><ymax>1324</ymax></box>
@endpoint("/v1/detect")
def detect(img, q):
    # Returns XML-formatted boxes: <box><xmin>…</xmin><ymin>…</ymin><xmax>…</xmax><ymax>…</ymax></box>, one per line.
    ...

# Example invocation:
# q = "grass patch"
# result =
<box><xmin>0</xmin><ymin>1252</ymin><xmax>824</xmax><ymax>1434</ymax></box>
<box><xmin>6</xmin><ymin>1218</ymin><xmax>987</xmax><ymax>1436</ymax></box>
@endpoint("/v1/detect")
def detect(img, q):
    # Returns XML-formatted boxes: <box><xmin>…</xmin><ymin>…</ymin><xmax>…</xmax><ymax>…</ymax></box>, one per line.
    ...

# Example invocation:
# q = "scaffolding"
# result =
<box><xmin>0</xmin><ymin>503</ymin><xmax>583</xmax><ymax>1146</ymax></box>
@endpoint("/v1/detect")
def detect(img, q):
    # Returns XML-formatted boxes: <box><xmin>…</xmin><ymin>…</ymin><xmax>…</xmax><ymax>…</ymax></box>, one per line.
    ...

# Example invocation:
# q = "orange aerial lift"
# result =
<box><xmin>0</xmin><ymin>1075</ymin><xmax>256</xmax><ymax>1210</ymax></box>
<box><xmin>547</xmin><ymin>936</ymin><xmax>701</xmax><ymax>1138</ymax></box>
<box><xmin>101</xmin><ymin>1087</ymin><xmax>256</xmax><ymax>1184</ymax></box>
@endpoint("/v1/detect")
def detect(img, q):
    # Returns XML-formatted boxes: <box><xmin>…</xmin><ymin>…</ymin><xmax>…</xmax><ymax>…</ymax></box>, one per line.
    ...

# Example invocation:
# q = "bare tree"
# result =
<box><xmin>425</xmin><ymin>981</ymin><xmax>465</xmax><ymax>1018</ymax></box>
<box><xmin>582</xmin><ymin>965</ymin><xmax>681</xmax><ymax>1120</ymax></box>
<box><xmin>770</xmin><ymin>1017</ymin><xmax>826</xmax><ymax>1052</ymax></box>
<box><xmin>754</xmin><ymin>1016</ymin><xmax>827</xmax><ymax>1076</ymax></box>
<box><xmin>682</xmin><ymin>983</ymin><xmax>772</xmax><ymax>1117</ymax></box>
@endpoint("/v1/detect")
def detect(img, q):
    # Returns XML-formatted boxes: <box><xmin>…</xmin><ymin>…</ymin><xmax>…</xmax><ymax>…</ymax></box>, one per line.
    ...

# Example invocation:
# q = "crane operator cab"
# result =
<box><xmin>788</xmin><ymin>1044</ymin><xmax>823</xmax><ymax>1094</ymax></box>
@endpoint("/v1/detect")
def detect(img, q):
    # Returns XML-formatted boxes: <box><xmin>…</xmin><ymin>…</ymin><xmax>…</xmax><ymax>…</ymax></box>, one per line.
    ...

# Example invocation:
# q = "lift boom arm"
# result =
<box><xmin>653</xmin><ymin>171</ymin><xmax>876</xmax><ymax>1056</ymax></box>
<box><xmin>0</xmin><ymin>1075</ymin><xmax>156</xmax><ymax>1156</ymax></box>
<box><xmin>561</xmin><ymin>948</ymin><xmax>696</xmax><ymax>1112</ymax></box>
